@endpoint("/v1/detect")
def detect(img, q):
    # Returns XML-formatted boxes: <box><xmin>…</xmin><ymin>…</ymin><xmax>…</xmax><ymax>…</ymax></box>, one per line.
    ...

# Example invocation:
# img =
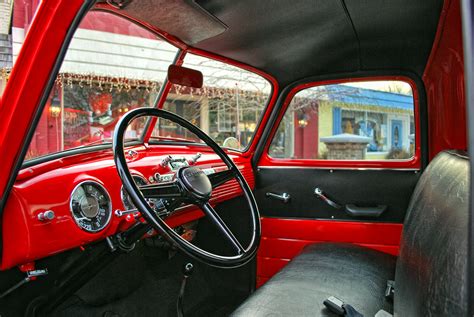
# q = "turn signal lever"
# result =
<box><xmin>177</xmin><ymin>263</ymin><xmax>194</xmax><ymax>317</ymax></box>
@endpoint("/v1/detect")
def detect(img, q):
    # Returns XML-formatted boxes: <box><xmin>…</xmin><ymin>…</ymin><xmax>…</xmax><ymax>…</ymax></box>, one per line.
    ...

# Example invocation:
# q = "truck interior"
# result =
<box><xmin>0</xmin><ymin>0</ymin><xmax>472</xmax><ymax>316</ymax></box>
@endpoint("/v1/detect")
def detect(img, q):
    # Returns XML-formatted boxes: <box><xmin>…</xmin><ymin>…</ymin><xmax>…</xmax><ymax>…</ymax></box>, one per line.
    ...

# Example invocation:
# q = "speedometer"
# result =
<box><xmin>70</xmin><ymin>181</ymin><xmax>112</xmax><ymax>232</ymax></box>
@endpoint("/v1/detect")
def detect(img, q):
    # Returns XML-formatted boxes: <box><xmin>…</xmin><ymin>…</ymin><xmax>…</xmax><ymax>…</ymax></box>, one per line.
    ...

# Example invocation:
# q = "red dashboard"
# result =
<box><xmin>1</xmin><ymin>144</ymin><xmax>254</xmax><ymax>270</ymax></box>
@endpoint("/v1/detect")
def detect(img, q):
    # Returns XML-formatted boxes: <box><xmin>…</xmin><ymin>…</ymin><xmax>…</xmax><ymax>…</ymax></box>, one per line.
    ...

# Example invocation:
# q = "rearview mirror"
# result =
<box><xmin>168</xmin><ymin>65</ymin><xmax>203</xmax><ymax>88</ymax></box>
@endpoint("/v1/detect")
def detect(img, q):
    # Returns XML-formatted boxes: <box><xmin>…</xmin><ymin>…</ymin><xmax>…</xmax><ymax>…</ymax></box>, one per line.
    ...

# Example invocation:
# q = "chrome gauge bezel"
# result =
<box><xmin>70</xmin><ymin>180</ymin><xmax>113</xmax><ymax>233</ymax></box>
<box><xmin>120</xmin><ymin>174</ymin><xmax>148</xmax><ymax>211</ymax></box>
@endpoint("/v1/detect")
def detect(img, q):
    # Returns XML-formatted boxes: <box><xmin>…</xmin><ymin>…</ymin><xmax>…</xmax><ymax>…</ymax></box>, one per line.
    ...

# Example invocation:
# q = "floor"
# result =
<box><xmin>52</xmin><ymin>240</ymin><xmax>247</xmax><ymax>317</ymax></box>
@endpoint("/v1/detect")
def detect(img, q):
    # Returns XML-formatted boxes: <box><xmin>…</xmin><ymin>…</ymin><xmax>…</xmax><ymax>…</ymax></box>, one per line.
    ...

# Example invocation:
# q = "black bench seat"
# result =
<box><xmin>233</xmin><ymin>243</ymin><xmax>395</xmax><ymax>316</ymax></box>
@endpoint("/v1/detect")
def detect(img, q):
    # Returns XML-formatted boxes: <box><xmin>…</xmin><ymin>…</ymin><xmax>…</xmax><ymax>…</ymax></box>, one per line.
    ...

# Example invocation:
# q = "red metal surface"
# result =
<box><xmin>0</xmin><ymin>0</ymin><xmax>84</xmax><ymax>202</ymax></box>
<box><xmin>256</xmin><ymin>217</ymin><xmax>403</xmax><ymax>287</ymax></box>
<box><xmin>0</xmin><ymin>0</ymin><xmax>277</xmax><ymax>270</ymax></box>
<box><xmin>1</xmin><ymin>145</ymin><xmax>255</xmax><ymax>269</ymax></box>
<box><xmin>423</xmin><ymin>0</ymin><xmax>467</xmax><ymax>159</ymax></box>
<box><xmin>258</xmin><ymin>76</ymin><xmax>422</xmax><ymax>169</ymax></box>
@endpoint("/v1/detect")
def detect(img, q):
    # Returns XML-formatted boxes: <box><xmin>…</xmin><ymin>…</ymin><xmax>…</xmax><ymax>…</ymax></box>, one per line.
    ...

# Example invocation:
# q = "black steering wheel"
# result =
<box><xmin>113</xmin><ymin>107</ymin><xmax>261</xmax><ymax>268</ymax></box>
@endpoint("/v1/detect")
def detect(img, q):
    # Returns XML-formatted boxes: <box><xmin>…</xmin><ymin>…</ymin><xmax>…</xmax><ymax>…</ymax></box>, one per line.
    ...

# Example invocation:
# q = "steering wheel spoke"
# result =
<box><xmin>208</xmin><ymin>168</ymin><xmax>236</xmax><ymax>189</ymax></box>
<box><xmin>138</xmin><ymin>181</ymin><xmax>182</xmax><ymax>199</ymax></box>
<box><xmin>199</xmin><ymin>202</ymin><xmax>245</xmax><ymax>254</ymax></box>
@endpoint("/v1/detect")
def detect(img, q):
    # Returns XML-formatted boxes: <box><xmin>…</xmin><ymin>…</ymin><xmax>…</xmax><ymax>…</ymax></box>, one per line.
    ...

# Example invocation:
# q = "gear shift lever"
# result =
<box><xmin>177</xmin><ymin>263</ymin><xmax>194</xmax><ymax>317</ymax></box>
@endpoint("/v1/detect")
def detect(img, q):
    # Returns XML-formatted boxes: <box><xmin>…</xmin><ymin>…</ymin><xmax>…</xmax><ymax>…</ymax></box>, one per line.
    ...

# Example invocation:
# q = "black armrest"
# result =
<box><xmin>345</xmin><ymin>204</ymin><xmax>387</xmax><ymax>218</ymax></box>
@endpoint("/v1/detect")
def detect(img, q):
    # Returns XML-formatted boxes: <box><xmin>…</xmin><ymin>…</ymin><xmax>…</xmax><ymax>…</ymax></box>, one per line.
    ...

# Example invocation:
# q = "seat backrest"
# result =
<box><xmin>395</xmin><ymin>150</ymin><xmax>469</xmax><ymax>316</ymax></box>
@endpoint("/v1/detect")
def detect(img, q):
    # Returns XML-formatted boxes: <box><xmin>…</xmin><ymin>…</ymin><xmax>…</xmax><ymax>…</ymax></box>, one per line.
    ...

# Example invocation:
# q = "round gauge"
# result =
<box><xmin>70</xmin><ymin>181</ymin><xmax>112</xmax><ymax>233</ymax></box>
<box><xmin>121</xmin><ymin>175</ymin><xmax>148</xmax><ymax>211</ymax></box>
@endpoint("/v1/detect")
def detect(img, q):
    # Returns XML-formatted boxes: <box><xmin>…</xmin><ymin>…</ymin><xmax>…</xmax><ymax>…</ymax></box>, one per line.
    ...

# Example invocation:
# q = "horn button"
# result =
<box><xmin>178</xmin><ymin>166</ymin><xmax>212</xmax><ymax>199</ymax></box>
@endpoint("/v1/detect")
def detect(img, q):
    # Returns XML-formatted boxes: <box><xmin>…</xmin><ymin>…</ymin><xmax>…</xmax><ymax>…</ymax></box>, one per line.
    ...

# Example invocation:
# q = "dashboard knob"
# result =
<box><xmin>191</xmin><ymin>152</ymin><xmax>202</xmax><ymax>164</ymax></box>
<box><xmin>38</xmin><ymin>210</ymin><xmax>55</xmax><ymax>221</ymax></box>
<box><xmin>161</xmin><ymin>155</ymin><xmax>172</xmax><ymax>167</ymax></box>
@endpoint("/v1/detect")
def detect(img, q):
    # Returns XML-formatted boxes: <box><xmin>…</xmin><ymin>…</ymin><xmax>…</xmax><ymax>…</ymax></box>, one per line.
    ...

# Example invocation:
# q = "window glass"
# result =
<box><xmin>152</xmin><ymin>53</ymin><xmax>272</xmax><ymax>150</ymax></box>
<box><xmin>269</xmin><ymin>81</ymin><xmax>415</xmax><ymax>160</ymax></box>
<box><xmin>25</xmin><ymin>11</ymin><xmax>179</xmax><ymax>161</ymax></box>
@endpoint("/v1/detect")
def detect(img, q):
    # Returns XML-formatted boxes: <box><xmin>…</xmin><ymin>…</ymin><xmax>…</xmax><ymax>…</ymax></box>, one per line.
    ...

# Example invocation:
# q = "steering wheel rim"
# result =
<box><xmin>113</xmin><ymin>107</ymin><xmax>261</xmax><ymax>268</ymax></box>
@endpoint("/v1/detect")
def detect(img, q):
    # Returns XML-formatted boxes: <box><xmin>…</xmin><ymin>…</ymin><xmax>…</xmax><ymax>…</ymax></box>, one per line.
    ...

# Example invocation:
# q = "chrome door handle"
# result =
<box><xmin>314</xmin><ymin>187</ymin><xmax>342</xmax><ymax>209</ymax></box>
<box><xmin>266</xmin><ymin>192</ymin><xmax>291</xmax><ymax>203</ymax></box>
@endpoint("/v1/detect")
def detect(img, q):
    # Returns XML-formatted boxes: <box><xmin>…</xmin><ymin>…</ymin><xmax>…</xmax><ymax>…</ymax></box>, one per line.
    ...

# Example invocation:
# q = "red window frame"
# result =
<box><xmin>259</xmin><ymin>76</ymin><xmax>421</xmax><ymax>169</ymax></box>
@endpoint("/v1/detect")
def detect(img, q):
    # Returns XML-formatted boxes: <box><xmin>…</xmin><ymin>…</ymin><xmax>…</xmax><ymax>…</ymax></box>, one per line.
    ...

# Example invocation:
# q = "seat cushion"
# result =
<box><xmin>232</xmin><ymin>243</ymin><xmax>396</xmax><ymax>316</ymax></box>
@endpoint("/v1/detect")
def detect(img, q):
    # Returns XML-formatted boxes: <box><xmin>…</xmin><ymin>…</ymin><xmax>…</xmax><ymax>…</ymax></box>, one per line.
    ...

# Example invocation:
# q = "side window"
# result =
<box><xmin>24</xmin><ymin>11</ymin><xmax>179</xmax><ymax>161</ymax></box>
<box><xmin>269</xmin><ymin>80</ymin><xmax>415</xmax><ymax>161</ymax></box>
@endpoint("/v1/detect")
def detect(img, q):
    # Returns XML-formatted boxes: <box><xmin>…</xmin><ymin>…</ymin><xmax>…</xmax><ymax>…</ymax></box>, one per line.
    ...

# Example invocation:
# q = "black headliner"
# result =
<box><xmin>194</xmin><ymin>0</ymin><xmax>444</xmax><ymax>86</ymax></box>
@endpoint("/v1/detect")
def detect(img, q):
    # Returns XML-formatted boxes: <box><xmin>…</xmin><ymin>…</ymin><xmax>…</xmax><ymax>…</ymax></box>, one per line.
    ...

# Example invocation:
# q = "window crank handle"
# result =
<box><xmin>314</xmin><ymin>187</ymin><xmax>342</xmax><ymax>209</ymax></box>
<box><xmin>266</xmin><ymin>192</ymin><xmax>291</xmax><ymax>203</ymax></box>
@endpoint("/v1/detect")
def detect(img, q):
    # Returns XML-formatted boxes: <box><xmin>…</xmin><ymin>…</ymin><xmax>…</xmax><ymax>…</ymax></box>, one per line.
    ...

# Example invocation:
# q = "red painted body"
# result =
<box><xmin>423</xmin><ymin>0</ymin><xmax>467</xmax><ymax>159</ymax></box>
<box><xmin>256</xmin><ymin>218</ymin><xmax>403</xmax><ymax>287</ymax></box>
<box><xmin>0</xmin><ymin>2</ymin><xmax>273</xmax><ymax>270</ymax></box>
<box><xmin>1</xmin><ymin>144</ymin><xmax>254</xmax><ymax>269</ymax></box>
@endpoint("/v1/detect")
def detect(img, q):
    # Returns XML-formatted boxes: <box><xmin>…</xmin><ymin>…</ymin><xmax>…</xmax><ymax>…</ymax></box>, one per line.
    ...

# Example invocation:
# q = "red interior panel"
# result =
<box><xmin>1</xmin><ymin>145</ymin><xmax>254</xmax><ymax>269</ymax></box>
<box><xmin>423</xmin><ymin>0</ymin><xmax>466</xmax><ymax>159</ymax></box>
<box><xmin>256</xmin><ymin>217</ymin><xmax>403</xmax><ymax>288</ymax></box>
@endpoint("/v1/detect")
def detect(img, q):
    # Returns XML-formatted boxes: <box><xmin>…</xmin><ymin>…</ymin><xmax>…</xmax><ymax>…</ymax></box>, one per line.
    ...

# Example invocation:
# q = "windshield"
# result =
<box><xmin>24</xmin><ymin>11</ymin><xmax>179</xmax><ymax>161</ymax></box>
<box><xmin>23</xmin><ymin>10</ymin><xmax>272</xmax><ymax>163</ymax></box>
<box><xmin>152</xmin><ymin>53</ymin><xmax>271</xmax><ymax>150</ymax></box>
